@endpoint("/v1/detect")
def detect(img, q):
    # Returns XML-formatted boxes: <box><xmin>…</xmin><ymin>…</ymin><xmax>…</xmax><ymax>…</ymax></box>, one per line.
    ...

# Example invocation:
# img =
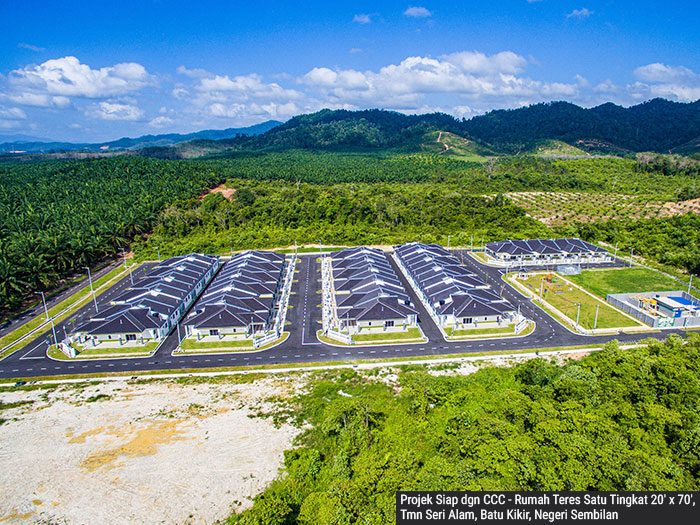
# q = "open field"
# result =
<box><xmin>448</xmin><ymin>324</ymin><xmax>517</xmax><ymax>337</ymax></box>
<box><xmin>0</xmin><ymin>376</ymin><xmax>301</xmax><ymax>524</ymax></box>
<box><xmin>504</xmin><ymin>192</ymin><xmax>700</xmax><ymax>226</ymax></box>
<box><xmin>517</xmin><ymin>274</ymin><xmax>642</xmax><ymax>330</ymax></box>
<box><xmin>568</xmin><ymin>267</ymin><xmax>684</xmax><ymax>299</ymax></box>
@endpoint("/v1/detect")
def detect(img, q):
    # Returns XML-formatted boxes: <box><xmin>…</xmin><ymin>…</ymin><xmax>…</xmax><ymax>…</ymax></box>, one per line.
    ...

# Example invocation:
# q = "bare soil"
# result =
<box><xmin>0</xmin><ymin>377</ymin><xmax>302</xmax><ymax>524</ymax></box>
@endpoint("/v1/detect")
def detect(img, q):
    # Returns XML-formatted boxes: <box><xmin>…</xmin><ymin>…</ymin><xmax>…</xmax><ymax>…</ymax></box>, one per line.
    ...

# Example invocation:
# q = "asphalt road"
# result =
<box><xmin>0</xmin><ymin>253</ymin><xmax>693</xmax><ymax>380</ymax></box>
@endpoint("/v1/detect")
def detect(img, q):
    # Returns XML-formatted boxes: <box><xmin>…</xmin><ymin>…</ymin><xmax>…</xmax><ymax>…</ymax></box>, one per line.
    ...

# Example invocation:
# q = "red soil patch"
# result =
<box><xmin>199</xmin><ymin>184</ymin><xmax>236</xmax><ymax>201</ymax></box>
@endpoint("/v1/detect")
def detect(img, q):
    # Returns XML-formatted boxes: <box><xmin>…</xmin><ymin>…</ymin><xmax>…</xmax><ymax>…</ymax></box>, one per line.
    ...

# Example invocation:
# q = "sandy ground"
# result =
<box><xmin>0</xmin><ymin>377</ymin><xmax>303</xmax><ymax>524</ymax></box>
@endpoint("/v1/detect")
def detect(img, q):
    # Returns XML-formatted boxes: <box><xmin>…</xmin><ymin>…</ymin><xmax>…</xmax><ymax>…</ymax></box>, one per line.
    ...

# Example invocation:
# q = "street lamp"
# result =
<box><xmin>83</xmin><ymin>266</ymin><xmax>99</xmax><ymax>313</ymax></box>
<box><xmin>447</xmin><ymin>234</ymin><xmax>451</xmax><ymax>250</ymax></box>
<box><xmin>316</xmin><ymin>239</ymin><xmax>323</xmax><ymax>256</ymax></box>
<box><xmin>119</xmin><ymin>248</ymin><xmax>127</xmax><ymax>270</ymax></box>
<box><xmin>36</xmin><ymin>291</ymin><xmax>58</xmax><ymax>346</ymax></box>
<box><xmin>154</xmin><ymin>246</ymin><xmax>161</xmax><ymax>262</ymax></box>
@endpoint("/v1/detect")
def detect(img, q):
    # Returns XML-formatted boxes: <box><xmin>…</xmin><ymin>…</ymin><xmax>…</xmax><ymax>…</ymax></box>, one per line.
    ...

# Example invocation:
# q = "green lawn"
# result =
<box><xmin>0</xmin><ymin>264</ymin><xmax>136</xmax><ymax>358</ymax></box>
<box><xmin>180</xmin><ymin>338</ymin><xmax>254</xmax><ymax>350</ymax></box>
<box><xmin>519</xmin><ymin>275</ymin><xmax>642</xmax><ymax>330</ymax></box>
<box><xmin>447</xmin><ymin>324</ymin><xmax>517</xmax><ymax>337</ymax></box>
<box><xmin>568</xmin><ymin>267</ymin><xmax>683</xmax><ymax>299</ymax></box>
<box><xmin>352</xmin><ymin>327</ymin><xmax>424</xmax><ymax>342</ymax></box>
<box><xmin>48</xmin><ymin>341</ymin><xmax>157</xmax><ymax>360</ymax></box>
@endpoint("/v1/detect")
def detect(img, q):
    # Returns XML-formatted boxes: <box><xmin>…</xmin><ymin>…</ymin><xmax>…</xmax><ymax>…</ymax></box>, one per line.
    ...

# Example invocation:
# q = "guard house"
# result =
<box><xmin>485</xmin><ymin>238</ymin><xmax>610</xmax><ymax>266</ymax></box>
<box><xmin>328</xmin><ymin>247</ymin><xmax>417</xmax><ymax>333</ymax></box>
<box><xmin>184</xmin><ymin>250</ymin><xmax>286</xmax><ymax>339</ymax></box>
<box><xmin>394</xmin><ymin>242</ymin><xmax>516</xmax><ymax>328</ymax></box>
<box><xmin>73</xmin><ymin>253</ymin><xmax>219</xmax><ymax>345</ymax></box>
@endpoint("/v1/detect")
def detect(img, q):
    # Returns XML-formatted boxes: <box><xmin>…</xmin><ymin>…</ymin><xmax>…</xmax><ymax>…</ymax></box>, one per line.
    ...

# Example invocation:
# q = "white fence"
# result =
<box><xmin>327</xmin><ymin>329</ymin><xmax>353</xmax><ymax>345</ymax></box>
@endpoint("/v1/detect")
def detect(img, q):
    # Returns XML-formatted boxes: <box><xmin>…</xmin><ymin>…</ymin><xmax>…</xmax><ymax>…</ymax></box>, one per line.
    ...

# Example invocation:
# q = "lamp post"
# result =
<box><xmin>83</xmin><ymin>266</ymin><xmax>98</xmax><ymax>313</ymax></box>
<box><xmin>155</xmin><ymin>246</ymin><xmax>161</xmax><ymax>263</ymax></box>
<box><xmin>119</xmin><ymin>248</ymin><xmax>127</xmax><ymax>270</ymax></box>
<box><xmin>447</xmin><ymin>235</ymin><xmax>451</xmax><ymax>250</ymax></box>
<box><xmin>36</xmin><ymin>291</ymin><xmax>58</xmax><ymax>346</ymax></box>
<box><xmin>316</xmin><ymin>239</ymin><xmax>323</xmax><ymax>256</ymax></box>
<box><xmin>689</xmin><ymin>274</ymin><xmax>694</xmax><ymax>295</ymax></box>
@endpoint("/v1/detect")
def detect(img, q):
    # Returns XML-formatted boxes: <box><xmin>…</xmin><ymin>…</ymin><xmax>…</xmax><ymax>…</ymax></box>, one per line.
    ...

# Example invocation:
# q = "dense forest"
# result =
<box><xmin>0</xmin><ymin>157</ymin><xmax>222</xmax><ymax>310</ymax></box>
<box><xmin>133</xmin><ymin>180</ymin><xmax>550</xmax><ymax>259</ymax></box>
<box><xmin>228</xmin><ymin>335</ymin><xmax>700</xmax><ymax>523</ymax></box>
<box><xmin>564</xmin><ymin>214</ymin><xmax>700</xmax><ymax>275</ymax></box>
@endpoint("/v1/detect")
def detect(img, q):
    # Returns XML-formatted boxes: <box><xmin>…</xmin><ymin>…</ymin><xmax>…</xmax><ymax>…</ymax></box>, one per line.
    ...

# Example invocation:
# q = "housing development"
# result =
<box><xmin>2</xmin><ymin>236</ymin><xmax>699</xmax><ymax>371</ymax></box>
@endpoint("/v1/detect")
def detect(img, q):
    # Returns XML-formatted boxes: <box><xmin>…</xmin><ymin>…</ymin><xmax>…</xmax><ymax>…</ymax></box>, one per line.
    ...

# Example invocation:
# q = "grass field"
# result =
<box><xmin>352</xmin><ymin>327</ymin><xmax>424</xmax><ymax>342</ymax></box>
<box><xmin>48</xmin><ymin>342</ymin><xmax>156</xmax><ymax>361</ymax></box>
<box><xmin>447</xmin><ymin>324</ymin><xmax>517</xmax><ymax>337</ymax></box>
<box><xmin>568</xmin><ymin>268</ymin><xmax>683</xmax><ymax>299</ymax></box>
<box><xmin>180</xmin><ymin>338</ymin><xmax>254</xmax><ymax>350</ymax></box>
<box><xmin>518</xmin><ymin>274</ymin><xmax>642</xmax><ymax>329</ymax></box>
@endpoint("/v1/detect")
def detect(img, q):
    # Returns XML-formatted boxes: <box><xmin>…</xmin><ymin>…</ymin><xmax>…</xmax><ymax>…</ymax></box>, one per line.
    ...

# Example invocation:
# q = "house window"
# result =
<box><xmin>462</xmin><ymin>317</ymin><xmax>472</xmax><ymax>324</ymax></box>
<box><xmin>126</xmin><ymin>334</ymin><xmax>136</xmax><ymax>341</ymax></box>
<box><xmin>384</xmin><ymin>320</ymin><xmax>394</xmax><ymax>328</ymax></box>
<box><xmin>210</xmin><ymin>329</ymin><xmax>219</xmax><ymax>336</ymax></box>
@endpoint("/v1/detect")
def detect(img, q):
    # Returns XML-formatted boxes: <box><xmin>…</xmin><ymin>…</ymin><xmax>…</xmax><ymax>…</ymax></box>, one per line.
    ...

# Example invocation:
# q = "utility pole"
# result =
<box><xmin>539</xmin><ymin>278</ymin><xmax>544</xmax><ymax>300</ymax></box>
<box><xmin>594</xmin><ymin>304</ymin><xmax>599</xmax><ymax>330</ymax></box>
<box><xmin>470</xmin><ymin>234</ymin><xmax>473</xmax><ymax>252</ymax></box>
<box><xmin>481</xmin><ymin>236</ymin><xmax>485</xmax><ymax>251</ymax></box>
<box><xmin>119</xmin><ymin>248</ymin><xmax>127</xmax><ymax>270</ymax></box>
<box><xmin>155</xmin><ymin>246</ymin><xmax>161</xmax><ymax>263</ymax></box>
<box><xmin>629</xmin><ymin>248</ymin><xmax>634</xmax><ymax>268</ymax></box>
<box><xmin>36</xmin><ymin>291</ymin><xmax>58</xmax><ymax>346</ymax></box>
<box><xmin>576</xmin><ymin>303</ymin><xmax>581</xmax><ymax>329</ymax></box>
<box><xmin>447</xmin><ymin>235</ymin><xmax>451</xmax><ymax>250</ymax></box>
<box><xmin>614</xmin><ymin>242</ymin><xmax>618</xmax><ymax>260</ymax></box>
<box><xmin>83</xmin><ymin>266</ymin><xmax>99</xmax><ymax>313</ymax></box>
<box><xmin>316</xmin><ymin>239</ymin><xmax>323</xmax><ymax>256</ymax></box>
<box><xmin>689</xmin><ymin>274</ymin><xmax>694</xmax><ymax>295</ymax></box>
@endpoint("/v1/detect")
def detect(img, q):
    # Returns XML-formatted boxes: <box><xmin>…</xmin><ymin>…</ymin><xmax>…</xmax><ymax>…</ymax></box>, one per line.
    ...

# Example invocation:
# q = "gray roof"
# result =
<box><xmin>395</xmin><ymin>242</ymin><xmax>515</xmax><ymax>316</ymax></box>
<box><xmin>185</xmin><ymin>250</ymin><xmax>285</xmax><ymax>330</ymax></box>
<box><xmin>75</xmin><ymin>253</ymin><xmax>218</xmax><ymax>336</ymax></box>
<box><xmin>330</xmin><ymin>247</ymin><xmax>417</xmax><ymax>322</ymax></box>
<box><xmin>486</xmin><ymin>238</ymin><xmax>608</xmax><ymax>257</ymax></box>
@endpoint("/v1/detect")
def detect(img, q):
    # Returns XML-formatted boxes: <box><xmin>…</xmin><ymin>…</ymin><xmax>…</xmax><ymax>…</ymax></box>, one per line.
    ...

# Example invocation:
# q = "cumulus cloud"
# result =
<box><xmin>89</xmin><ymin>101</ymin><xmax>144</xmax><ymax>121</ymax></box>
<box><xmin>353</xmin><ymin>14</ymin><xmax>372</xmax><ymax>24</ymax></box>
<box><xmin>149</xmin><ymin>116</ymin><xmax>174</xmax><ymax>128</ymax></box>
<box><xmin>404</xmin><ymin>6</ymin><xmax>432</xmax><ymax>18</ymax></box>
<box><xmin>176</xmin><ymin>65</ymin><xmax>212</xmax><ymax>79</ymax></box>
<box><xmin>9</xmin><ymin>56</ymin><xmax>153</xmax><ymax>99</ymax></box>
<box><xmin>0</xmin><ymin>106</ymin><xmax>27</xmax><ymax>120</ymax></box>
<box><xmin>632</xmin><ymin>63</ymin><xmax>700</xmax><ymax>102</ymax></box>
<box><xmin>6</xmin><ymin>92</ymin><xmax>70</xmax><ymax>108</ymax></box>
<box><xmin>567</xmin><ymin>8</ymin><xmax>593</xmax><ymax>19</ymax></box>
<box><xmin>300</xmin><ymin>51</ymin><xmax>579</xmax><ymax>109</ymax></box>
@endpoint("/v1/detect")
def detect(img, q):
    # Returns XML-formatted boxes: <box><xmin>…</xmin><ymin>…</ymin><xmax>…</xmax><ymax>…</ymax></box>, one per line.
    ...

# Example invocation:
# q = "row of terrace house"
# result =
<box><xmin>485</xmin><ymin>238</ymin><xmax>611</xmax><ymax>266</ymax></box>
<box><xmin>326</xmin><ymin>247</ymin><xmax>418</xmax><ymax>334</ymax></box>
<box><xmin>72</xmin><ymin>254</ymin><xmax>219</xmax><ymax>346</ymax></box>
<box><xmin>183</xmin><ymin>250</ymin><xmax>287</xmax><ymax>340</ymax></box>
<box><xmin>394</xmin><ymin>242</ymin><xmax>516</xmax><ymax>329</ymax></box>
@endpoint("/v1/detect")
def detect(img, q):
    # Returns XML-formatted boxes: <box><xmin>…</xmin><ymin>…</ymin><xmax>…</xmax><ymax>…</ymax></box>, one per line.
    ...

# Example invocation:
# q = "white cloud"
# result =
<box><xmin>632</xmin><ymin>63</ymin><xmax>700</xmax><ymax>102</ymax></box>
<box><xmin>9</xmin><ymin>56</ymin><xmax>153</xmax><ymax>99</ymax></box>
<box><xmin>6</xmin><ymin>92</ymin><xmax>70</xmax><ymax>108</ymax></box>
<box><xmin>349</xmin><ymin>48</ymin><xmax>364</xmax><ymax>54</ymax></box>
<box><xmin>196</xmin><ymin>73</ymin><xmax>303</xmax><ymax>101</ymax></box>
<box><xmin>567</xmin><ymin>8</ymin><xmax>593</xmax><ymax>19</ymax></box>
<box><xmin>0</xmin><ymin>106</ymin><xmax>26</xmax><ymax>120</ymax></box>
<box><xmin>300</xmin><ymin>51</ymin><xmax>579</xmax><ymax>109</ymax></box>
<box><xmin>89</xmin><ymin>101</ymin><xmax>144</xmax><ymax>121</ymax></box>
<box><xmin>17</xmin><ymin>43</ymin><xmax>46</xmax><ymax>52</ymax></box>
<box><xmin>176</xmin><ymin>65</ymin><xmax>212</xmax><ymax>79</ymax></box>
<box><xmin>404</xmin><ymin>6</ymin><xmax>432</xmax><ymax>18</ymax></box>
<box><xmin>149</xmin><ymin>116</ymin><xmax>174</xmax><ymax>128</ymax></box>
<box><xmin>353</xmin><ymin>14</ymin><xmax>372</xmax><ymax>24</ymax></box>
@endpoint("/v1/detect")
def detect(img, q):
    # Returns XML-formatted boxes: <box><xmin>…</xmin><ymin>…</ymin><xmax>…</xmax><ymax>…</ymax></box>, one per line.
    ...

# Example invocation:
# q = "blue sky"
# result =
<box><xmin>1</xmin><ymin>0</ymin><xmax>699</xmax><ymax>142</ymax></box>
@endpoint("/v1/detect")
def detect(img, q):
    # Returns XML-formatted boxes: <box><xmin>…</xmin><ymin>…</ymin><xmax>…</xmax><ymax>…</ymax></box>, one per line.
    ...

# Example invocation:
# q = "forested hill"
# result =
<box><xmin>192</xmin><ymin>99</ymin><xmax>700</xmax><ymax>156</ymax></box>
<box><xmin>462</xmin><ymin>98</ymin><xmax>700</xmax><ymax>154</ymax></box>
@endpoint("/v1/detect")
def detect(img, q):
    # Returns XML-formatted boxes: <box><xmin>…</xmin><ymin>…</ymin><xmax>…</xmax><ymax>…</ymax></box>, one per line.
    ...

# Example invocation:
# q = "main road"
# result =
<box><xmin>0</xmin><ymin>253</ymin><xmax>691</xmax><ymax>379</ymax></box>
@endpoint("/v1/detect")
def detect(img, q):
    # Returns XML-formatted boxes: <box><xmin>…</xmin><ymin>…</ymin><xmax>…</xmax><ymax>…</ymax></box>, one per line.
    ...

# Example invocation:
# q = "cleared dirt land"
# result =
<box><xmin>0</xmin><ymin>376</ymin><xmax>302</xmax><ymax>524</ymax></box>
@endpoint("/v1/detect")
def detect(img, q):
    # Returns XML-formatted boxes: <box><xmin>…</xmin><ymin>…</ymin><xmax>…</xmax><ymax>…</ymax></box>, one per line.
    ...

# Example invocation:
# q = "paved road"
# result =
<box><xmin>0</xmin><ymin>260</ymin><xmax>123</xmax><ymax>339</ymax></box>
<box><xmin>0</xmin><ymin>254</ymin><xmax>694</xmax><ymax>380</ymax></box>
